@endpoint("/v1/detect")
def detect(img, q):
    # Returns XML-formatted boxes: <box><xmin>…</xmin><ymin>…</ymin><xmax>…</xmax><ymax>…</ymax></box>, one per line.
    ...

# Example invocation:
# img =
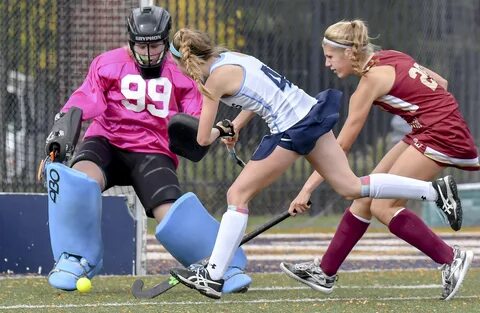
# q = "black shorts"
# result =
<box><xmin>71</xmin><ymin>136</ymin><xmax>182</xmax><ymax>218</ymax></box>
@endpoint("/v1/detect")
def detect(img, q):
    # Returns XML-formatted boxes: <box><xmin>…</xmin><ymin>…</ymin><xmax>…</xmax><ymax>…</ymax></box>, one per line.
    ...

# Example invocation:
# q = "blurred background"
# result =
<box><xmin>1</xmin><ymin>0</ymin><xmax>479</xmax><ymax>217</ymax></box>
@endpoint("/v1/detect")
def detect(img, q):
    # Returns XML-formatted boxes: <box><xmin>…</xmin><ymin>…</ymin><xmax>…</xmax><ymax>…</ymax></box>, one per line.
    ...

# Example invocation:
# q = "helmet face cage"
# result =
<box><xmin>129</xmin><ymin>40</ymin><xmax>166</xmax><ymax>67</ymax></box>
<box><xmin>127</xmin><ymin>6</ymin><xmax>172</xmax><ymax>79</ymax></box>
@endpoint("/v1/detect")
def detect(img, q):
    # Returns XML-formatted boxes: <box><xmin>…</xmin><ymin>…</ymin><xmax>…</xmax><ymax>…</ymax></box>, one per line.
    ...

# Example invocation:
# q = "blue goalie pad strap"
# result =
<box><xmin>48</xmin><ymin>253</ymin><xmax>103</xmax><ymax>291</ymax></box>
<box><xmin>47</xmin><ymin>163</ymin><xmax>103</xmax><ymax>266</ymax></box>
<box><xmin>155</xmin><ymin>192</ymin><xmax>247</xmax><ymax>269</ymax></box>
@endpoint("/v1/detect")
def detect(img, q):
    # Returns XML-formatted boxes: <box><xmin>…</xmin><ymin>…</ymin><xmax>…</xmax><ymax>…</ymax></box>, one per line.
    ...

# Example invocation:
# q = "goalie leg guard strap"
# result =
<box><xmin>47</xmin><ymin>163</ymin><xmax>103</xmax><ymax>267</ymax></box>
<box><xmin>155</xmin><ymin>192</ymin><xmax>250</xmax><ymax>293</ymax></box>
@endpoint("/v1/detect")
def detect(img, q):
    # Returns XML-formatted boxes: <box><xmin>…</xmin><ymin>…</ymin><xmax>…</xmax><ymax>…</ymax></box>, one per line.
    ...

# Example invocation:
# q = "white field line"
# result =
<box><xmin>147</xmin><ymin>241</ymin><xmax>480</xmax><ymax>252</ymax></box>
<box><xmin>0</xmin><ymin>267</ymin><xmax>447</xmax><ymax>281</ymax></box>
<box><xmin>147</xmin><ymin>232</ymin><xmax>480</xmax><ymax>241</ymax></box>
<box><xmin>1</xmin><ymin>295</ymin><xmax>479</xmax><ymax>310</ymax></box>
<box><xmin>248</xmin><ymin>284</ymin><xmax>441</xmax><ymax>291</ymax></box>
<box><xmin>147</xmin><ymin>252</ymin><xmax>435</xmax><ymax>261</ymax></box>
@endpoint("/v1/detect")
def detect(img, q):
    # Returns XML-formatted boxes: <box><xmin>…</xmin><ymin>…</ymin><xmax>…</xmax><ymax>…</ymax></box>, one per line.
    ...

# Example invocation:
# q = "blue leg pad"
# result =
<box><xmin>46</xmin><ymin>163</ymin><xmax>103</xmax><ymax>290</ymax></box>
<box><xmin>155</xmin><ymin>192</ymin><xmax>251</xmax><ymax>293</ymax></box>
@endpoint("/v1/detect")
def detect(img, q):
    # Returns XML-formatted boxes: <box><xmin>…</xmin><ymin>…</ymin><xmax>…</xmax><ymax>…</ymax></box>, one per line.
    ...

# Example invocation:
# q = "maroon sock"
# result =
<box><xmin>388</xmin><ymin>208</ymin><xmax>454</xmax><ymax>264</ymax></box>
<box><xmin>320</xmin><ymin>208</ymin><xmax>369</xmax><ymax>276</ymax></box>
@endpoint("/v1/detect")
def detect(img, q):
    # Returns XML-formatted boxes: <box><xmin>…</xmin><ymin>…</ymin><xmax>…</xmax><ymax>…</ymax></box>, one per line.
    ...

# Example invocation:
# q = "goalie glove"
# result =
<box><xmin>44</xmin><ymin>106</ymin><xmax>83</xmax><ymax>163</ymax></box>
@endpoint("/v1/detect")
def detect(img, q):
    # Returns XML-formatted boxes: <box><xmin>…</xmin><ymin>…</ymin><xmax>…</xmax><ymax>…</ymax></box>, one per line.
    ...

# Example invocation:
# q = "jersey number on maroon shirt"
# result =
<box><xmin>408</xmin><ymin>63</ymin><xmax>438</xmax><ymax>91</ymax></box>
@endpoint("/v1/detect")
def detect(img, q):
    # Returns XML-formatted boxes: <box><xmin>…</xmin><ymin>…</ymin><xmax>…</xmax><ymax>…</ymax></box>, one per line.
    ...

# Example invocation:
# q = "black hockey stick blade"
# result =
<box><xmin>131</xmin><ymin>276</ymin><xmax>180</xmax><ymax>299</ymax></box>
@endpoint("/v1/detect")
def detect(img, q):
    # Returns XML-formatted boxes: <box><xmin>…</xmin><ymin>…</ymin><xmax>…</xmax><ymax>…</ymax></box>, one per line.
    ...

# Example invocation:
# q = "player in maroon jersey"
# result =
<box><xmin>281</xmin><ymin>19</ymin><xmax>477</xmax><ymax>301</ymax></box>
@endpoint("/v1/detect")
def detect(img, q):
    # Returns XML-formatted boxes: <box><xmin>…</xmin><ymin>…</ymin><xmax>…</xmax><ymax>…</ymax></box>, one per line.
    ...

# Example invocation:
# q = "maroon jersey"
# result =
<box><xmin>370</xmin><ymin>50</ymin><xmax>478</xmax><ymax>170</ymax></box>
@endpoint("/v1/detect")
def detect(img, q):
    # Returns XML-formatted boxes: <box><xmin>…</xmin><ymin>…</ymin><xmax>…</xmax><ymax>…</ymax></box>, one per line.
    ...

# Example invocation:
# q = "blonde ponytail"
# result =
<box><xmin>172</xmin><ymin>28</ymin><xmax>228</xmax><ymax>99</ymax></box>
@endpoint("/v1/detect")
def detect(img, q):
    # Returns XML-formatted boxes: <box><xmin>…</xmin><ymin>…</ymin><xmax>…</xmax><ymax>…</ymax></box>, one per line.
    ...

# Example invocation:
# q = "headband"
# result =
<box><xmin>169</xmin><ymin>44</ymin><xmax>182</xmax><ymax>58</ymax></box>
<box><xmin>322</xmin><ymin>37</ymin><xmax>353</xmax><ymax>49</ymax></box>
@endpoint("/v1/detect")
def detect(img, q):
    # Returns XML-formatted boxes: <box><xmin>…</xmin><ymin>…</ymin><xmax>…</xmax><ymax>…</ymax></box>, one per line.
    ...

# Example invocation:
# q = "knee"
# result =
<box><xmin>370</xmin><ymin>199</ymin><xmax>404</xmax><ymax>225</ymax></box>
<box><xmin>350</xmin><ymin>198</ymin><xmax>372</xmax><ymax>218</ymax></box>
<box><xmin>72</xmin><ymin>161</ymin><xmax>104</xmax><ymax>189</ymax></box>
<box><xmin>369</xmin><ymin>203</ymin><xmax>383</xmax><ymax>219</ymax></box>
<box><xmin>226</xmin><ymin>184</ymin><xmax>252</xmax><ymax>206</ymax></box>
<box><xmin>226</xmin><ymin>185</ymin><xmax>241</xmax><ymax>204</ymax></box>
<box><xmin>152</xmin><ymin>202</ymin><xmax>174</xmax><ymax>223</ymax></box>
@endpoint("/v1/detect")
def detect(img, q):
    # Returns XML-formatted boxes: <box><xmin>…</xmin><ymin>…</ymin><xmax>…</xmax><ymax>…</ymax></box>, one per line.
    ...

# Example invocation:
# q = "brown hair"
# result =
<box><xmin>323</xmin><ymin>20</ymin><xmax>378</xmax><ymax>75</ymax></box>
<box><xmin>171</xmin><ymin>28</ymin><xmax>228</xmax><ymax>99</ymax></box>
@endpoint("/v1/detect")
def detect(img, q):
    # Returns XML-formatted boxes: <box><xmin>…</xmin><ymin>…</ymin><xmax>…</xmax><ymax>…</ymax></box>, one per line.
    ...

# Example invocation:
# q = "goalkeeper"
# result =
<box><xmin>42</xmin><ymin>5</ymin><xmax>250</xmax><ymax>294</ymax></box>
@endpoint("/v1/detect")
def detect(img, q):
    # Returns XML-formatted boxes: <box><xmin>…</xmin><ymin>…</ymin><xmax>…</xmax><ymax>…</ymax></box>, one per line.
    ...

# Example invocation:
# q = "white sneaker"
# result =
<box><xmin>170</xmin><ymin>265</ymin><xmax>224</xmax><ymax>299</ymax></box>
<box><xmin>280</xmin><ymin>258</ymin><xmax>337</xmax><ymax>294</ymax></box>
<box><xmin>440</xmin><ymin>246</ymin><xmax>473</xmax><ymax>300</ymax></box>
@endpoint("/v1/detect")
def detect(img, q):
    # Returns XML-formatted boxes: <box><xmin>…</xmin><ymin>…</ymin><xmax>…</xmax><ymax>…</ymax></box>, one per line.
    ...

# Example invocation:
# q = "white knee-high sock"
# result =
<box><xmin>208</xmin><ymin>206</ymin><xmax>248</xmax><ymax>280</ymax></box>
<box><xmin>362</xmin><ymin>174</ymin><xmax>437</xmax><ymax>201</ymax></box>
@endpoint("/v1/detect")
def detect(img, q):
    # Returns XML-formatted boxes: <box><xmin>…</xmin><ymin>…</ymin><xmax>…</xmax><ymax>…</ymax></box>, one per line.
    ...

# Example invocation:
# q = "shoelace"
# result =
<box><xmin>440</xmin><ymin>264</ymin><xmax>451</xmax><ymax>286</ymax></box>
<box><xmin>292</xmin><ymin>258</ymin><xmax>321</xmax><ymax>271</ymax></box>
<box><xmin>440</xmin><ymin>251</ymin><xmax>462</xmax><ymax>286</ymax></box>
<box><xmin>191</xmin><ymin>266</ymin><xmax>221</xmax><ymax>287</ymax></box>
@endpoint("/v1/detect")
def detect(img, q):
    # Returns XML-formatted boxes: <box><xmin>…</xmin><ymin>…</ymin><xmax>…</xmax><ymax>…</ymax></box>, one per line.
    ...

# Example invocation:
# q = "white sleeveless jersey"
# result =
<box><xmin>210</xmin><ymin>52</ymin><xmax>317</xmax><ymax>133</ymax></box>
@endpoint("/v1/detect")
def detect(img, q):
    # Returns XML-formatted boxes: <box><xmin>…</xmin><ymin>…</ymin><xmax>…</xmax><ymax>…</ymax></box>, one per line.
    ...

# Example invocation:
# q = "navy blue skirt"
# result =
<box><xmin>251</xmin><ymin>89</ymin><xmax>342</xmax><ymax>160</ymax></box>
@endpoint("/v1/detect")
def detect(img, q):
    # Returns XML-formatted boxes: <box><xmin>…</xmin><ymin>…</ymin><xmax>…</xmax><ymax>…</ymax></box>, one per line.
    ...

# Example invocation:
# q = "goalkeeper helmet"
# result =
<box><xmin>127</xmin><ymin>6</ymin><xmax>172</xmax><ymax>79</ymax></box>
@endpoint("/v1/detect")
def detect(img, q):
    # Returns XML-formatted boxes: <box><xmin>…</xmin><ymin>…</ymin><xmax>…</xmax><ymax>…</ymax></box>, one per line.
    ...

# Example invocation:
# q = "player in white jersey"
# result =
<box><xmin>167</xmin><ymin>28</ymin><xmax>462</xmax><ymax>299</ymax></box>
<box><xmin>208</xmin><ymin>53</ymin><xmax>317</xmax><ymax>134</ymax></box>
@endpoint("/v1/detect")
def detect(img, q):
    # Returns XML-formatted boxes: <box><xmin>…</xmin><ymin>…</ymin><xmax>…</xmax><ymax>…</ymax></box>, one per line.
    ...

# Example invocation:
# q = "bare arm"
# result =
<box><xmin>197</xmin><ymin>65</ymin><xmax>244</xmax><ymax>146</ymax></box>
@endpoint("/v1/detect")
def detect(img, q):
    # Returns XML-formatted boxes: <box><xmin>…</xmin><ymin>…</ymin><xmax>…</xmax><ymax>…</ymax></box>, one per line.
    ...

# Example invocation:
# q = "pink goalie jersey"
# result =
<box><xmin>61</xmin><ymin>47</ymin><xmax>202</xmax><ymax>167</ymax></box>
<box><xmin>371</xmin><ymin>50</ymin><xmax>479</xmax><ymax>170</ymax></box>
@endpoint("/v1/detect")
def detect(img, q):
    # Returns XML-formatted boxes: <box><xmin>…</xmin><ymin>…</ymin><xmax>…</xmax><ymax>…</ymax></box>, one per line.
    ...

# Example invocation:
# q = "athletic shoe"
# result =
<box><xmin>440</xmin><ymin>246</ymin><xmax>474</xmax><ymax>300</ymax></box>
<box><xmin>432</xmin><ymin>175</ymin><xmax>462</xmax><ymax>231</ymax></box>
<box><xmin>170</xmin><ymin>264</ymin><xmax>224</xmax><ymax>299</ymax></box>
<box><xmin>280</xmin><ymin>258</ymin><xmax>337</xmax><ymax>294</ymax></box>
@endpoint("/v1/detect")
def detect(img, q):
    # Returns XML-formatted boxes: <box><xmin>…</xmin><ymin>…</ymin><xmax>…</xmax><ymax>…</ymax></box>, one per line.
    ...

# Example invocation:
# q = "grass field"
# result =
<box><xmin>1</xmin><ymin>269</ymin><xmax>479</xmax><ymax>313</ymax></box>
<box><xmin>3</xmin><ymin>215</ymin><xmax>478</xmax><ymax>312</ymax></box>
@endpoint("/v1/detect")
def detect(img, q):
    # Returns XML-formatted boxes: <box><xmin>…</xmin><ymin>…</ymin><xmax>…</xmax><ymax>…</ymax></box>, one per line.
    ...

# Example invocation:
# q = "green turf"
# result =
<box><xmin>1</xmin><ymin>269</ymin><xmax>479</xmax><ymax>312</ymax></box>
